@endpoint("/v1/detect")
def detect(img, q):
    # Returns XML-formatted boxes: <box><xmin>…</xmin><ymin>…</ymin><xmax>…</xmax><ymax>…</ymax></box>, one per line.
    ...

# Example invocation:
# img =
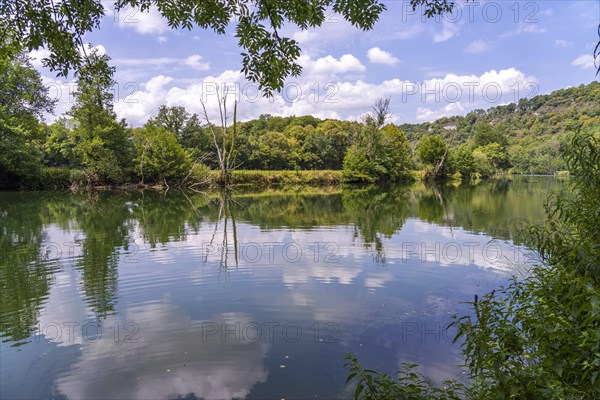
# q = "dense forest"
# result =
<box><xmin>1</xmin><ymin>45</ymin><xmax>599</xmax><ymax>189</ymax></box>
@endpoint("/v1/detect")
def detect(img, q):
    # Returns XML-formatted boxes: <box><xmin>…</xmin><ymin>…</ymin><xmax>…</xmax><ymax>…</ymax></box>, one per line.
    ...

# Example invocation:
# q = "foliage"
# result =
<box><xmin>43</xmin><ymin>118</ymin><xmax>77</xmax><ymax>167</ymax></box>
<box><xmin>68</xmin><ymin>51</ymin><xmax>133</xmax><ymax>184</ymax></box>
<box><xmin>471</xmin><ymin>148</ymin><xmax>494</xmax><ymax>178</ymax></box>
<box><xmin>379</xmin><ymin>124</ymin><xmax>413</xmax><ymax>180</ymax></box>
<box><xmin>1</xmin><ymin>1</ymin><xmax>469</xmax><ymax>95</ymax></box>
<box><xmin>450</xmin><ymin>133</ymin><xmax>600</xmax><ymax>399</ymax></box>
<box><xmin>19</xmin><ymin>167</ymin><xmax>86</xmax><ymax>190</ymax></box>
<box><xmin>448</xmin><ymin>145</ymin><xmax>476</xmax><ymax>180</ymax></box>
<box><xmin>132</xmin><ymin>125</ymin><xmax>192</xmax><ymax>184</ymax></box>
<box><xmin>149</xmin><ymin>105</ymin><xmax>211</xmax><ymax>152</ymax></box>
<box><xmin>403</xmin><ymin>82</ymin><xmax>599</xmax><ymax>175</ymax></box>
<box><xmin>527</xmin><ymin>131</ymin><xmax>600</xmax><ymax>280</ymax></box>
<box><xmin>417</xmin><ymin>135</ymin><xmax>446</xmax><ymax>166</ymax></box>
<box><xmin>0</xmin><ymin>42</ymin><xmax>55</xmax><ymax>186</ymax></box>
<box><xmin>471</xmin><ymin>122</ymin><xmax>507</xmax><ymax>148</ymax></box>
<box><xmin>342</xmin><ymin>100</ymin><xmax>412</xmax><ymax>183</ymax></box>
<box><xmin>342</xmin><ymin>144</ymin><xmax>384</xmax><ymax>183</ymax></box>
<box><xmin>478</xmin><ymin>143</ymin><xmax>510</xmax><ymax>172</ymax></box>
<box><xmin>344</xmin><ymin>354</ymin><xmax>465</xmax><ymax>400</ymax></box>
<box><xmin>452</xmin><ymin>267</ymin><xmax>600</xmax><ymax>399</ymax></box>
<box><xmin>344</xmin><ymin>134</ymin><xmax>600</xmax><ymax>399</ymax></box>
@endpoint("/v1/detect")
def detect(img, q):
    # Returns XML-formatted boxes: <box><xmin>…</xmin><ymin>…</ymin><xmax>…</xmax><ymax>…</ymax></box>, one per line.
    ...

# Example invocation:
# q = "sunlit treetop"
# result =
<box><xmin>0</xmin><ymin>0</ymin><xmax>458</xmax><ymax>96</ymax></box>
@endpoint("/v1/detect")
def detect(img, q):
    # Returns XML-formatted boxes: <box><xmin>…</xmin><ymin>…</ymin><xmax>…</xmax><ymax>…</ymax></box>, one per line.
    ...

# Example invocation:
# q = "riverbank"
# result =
<box><xmin>6</xmin><ymin>166</ymin><xmax>565</xmax><ymax>191</ymax></box>
<box><xmin>9</xmin><ymin>167</ymin><xmax>345</xmax><ymax>191</ymax></box>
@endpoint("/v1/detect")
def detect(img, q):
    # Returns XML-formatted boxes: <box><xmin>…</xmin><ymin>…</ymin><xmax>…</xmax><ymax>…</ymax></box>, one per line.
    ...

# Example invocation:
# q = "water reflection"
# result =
<box><xmin>0</xmin><ymin>177</ymin><xmax>565</xmax><ymax>399</ymax></box>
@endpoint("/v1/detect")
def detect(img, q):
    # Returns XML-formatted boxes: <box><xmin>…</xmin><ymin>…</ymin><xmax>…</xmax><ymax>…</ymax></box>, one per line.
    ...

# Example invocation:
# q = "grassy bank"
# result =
<box><xmin>230</xmin><ymin>170</ymin><xmax>341</xmax><ymax>186</ymax></box>
<box><xmin>11</xmin><ymin>168</ymin><xmax>343</xmax><ymax>190</ymax></box>
<box><xmin>12</xmin><ymin>167</ymin><xmax>556</xmax><ymax>191</ymax></box>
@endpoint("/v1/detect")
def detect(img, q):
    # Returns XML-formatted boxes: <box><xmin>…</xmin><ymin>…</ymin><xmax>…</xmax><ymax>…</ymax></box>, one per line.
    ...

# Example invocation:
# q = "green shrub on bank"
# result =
<box><xmin>344</xmin><ymin>355</ymin><xmax>465</xmax><ymax>399</ymax></box>
<box><xmin>20</xmin><ymin>167</ymin><xmax>85</xmax><ymax>190</ymax></box>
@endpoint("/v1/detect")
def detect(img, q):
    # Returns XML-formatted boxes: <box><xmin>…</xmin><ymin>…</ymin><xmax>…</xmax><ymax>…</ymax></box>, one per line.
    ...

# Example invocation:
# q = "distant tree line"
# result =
<box><xmin>2</xmin><ymin>43</ymin><xmax>599</xmax><ymax>189</ymax></box>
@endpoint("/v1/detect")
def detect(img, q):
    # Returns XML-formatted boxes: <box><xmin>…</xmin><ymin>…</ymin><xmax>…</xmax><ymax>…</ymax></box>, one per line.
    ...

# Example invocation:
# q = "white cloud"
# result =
<box><xmin>158</xmin><ymin>36</ymin><xmax>168</xmax><ymax>43</ymax></box>
<box><xmin>433</xmin><ymin>22</ymin><xmax>459</xmax><ymax>43</ymax></box>
<box><xmin>465</xmin><ymin>39</ymin><xmax>490</xmax><ymax>54</ymax></box>
<box><xmin>416</xmin><ymin>102</ymin><xmax>465</xmax><ymax>121</ymax></box>
<box><xmin>80</xmin><ymin>43</ymin><xmax>106</xmax><ymax>57</ymax></box>
<box><xmin>86</xmin><ymin>62</ymin><xmax>535</xmax><ymax>127</ymax></box>
<box><xmin>299</xmin><ymin>54</ymin><xmax>366</xmax><ymax>79</ymax></box>
<box><xmin>518</xmin><ymin>25</ymin><xmax>547</xmax><ymax>34</ymax></box>
<box><xmin>28</xmin><ymin>48</ymin><xmax>51</xmax><ymax>68</ymax></box>
<box><xmin>367</xmin><ymin>47</ymin><xmax>400</xmax><ymax>65</ymax></box>
<box><xmin>184</xmin><ymin>55</ymin><xmax>210</xmax><ymax>71</ymax></box>
<box><xmin>56</xmin><ymin>305</ymin><xmax>269</xmax><ymax>400</ymax></box>
<box><xmin>555</xmin><ymin>39</ymin><xmax>572</xmax><ymax>47</ymax></box>
<box><xmin>41</xmin><ymin>77</ymin><xmax>78</xmax><ymax>122</ymax></box>
<box><xmin>571</xmin><ymin>54</ymin><xmax>598</xmax><ymax>69</ymax></box>
<box><xmin>117</xmin><ymin>6</ymin><xmax>169</xmax><ymax>35</ymax></box>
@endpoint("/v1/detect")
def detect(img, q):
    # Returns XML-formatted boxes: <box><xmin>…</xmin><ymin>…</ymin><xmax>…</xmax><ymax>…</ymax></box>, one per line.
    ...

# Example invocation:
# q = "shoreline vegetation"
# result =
<box><xmin>12</xmin><ymin>167</ymin><xmax>570</xmax><ymax>192</ymax></box>
<box><xmin>345</xmin><ymin>133</ymin><xmax>600</xmax><ymax>399</ymax></box>
<box><xmin>2</xmin><ymin>42</ymin><xmax>597</xmax><ymax>191</ymax></box>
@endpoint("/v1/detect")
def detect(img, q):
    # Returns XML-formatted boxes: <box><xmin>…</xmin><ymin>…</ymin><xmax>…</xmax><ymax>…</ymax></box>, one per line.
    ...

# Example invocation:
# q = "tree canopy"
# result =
<box><xmin>1</xmin><ymin>0</ymin><xmax>458</xmax><ymax>95</ymax></box>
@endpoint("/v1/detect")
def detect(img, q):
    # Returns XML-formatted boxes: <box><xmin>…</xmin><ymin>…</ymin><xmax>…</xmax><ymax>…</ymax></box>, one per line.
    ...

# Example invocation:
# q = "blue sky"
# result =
<box><xmin>31</xmin><ymin>0</ymin><xmax>600</xmax><ymax>126</ymax></box>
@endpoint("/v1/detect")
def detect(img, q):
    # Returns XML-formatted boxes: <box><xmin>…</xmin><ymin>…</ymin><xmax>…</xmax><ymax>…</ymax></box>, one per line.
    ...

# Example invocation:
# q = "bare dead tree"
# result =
<box><xmin>199</xmin><ymin>87</ymin><xmax>239</xmax><ymax>186</ymax></box>
<box><xmin>366</xmin><ymin>97</ymin><xmax>391</xmax><ymax>130</ymax></box>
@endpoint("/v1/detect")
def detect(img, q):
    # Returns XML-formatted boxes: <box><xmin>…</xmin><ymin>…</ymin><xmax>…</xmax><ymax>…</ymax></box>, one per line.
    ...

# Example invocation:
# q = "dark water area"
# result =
<box><xmin>0</xmin><ymin>176</ymin><xmax>567</xmax><ymax>399</ymax></box>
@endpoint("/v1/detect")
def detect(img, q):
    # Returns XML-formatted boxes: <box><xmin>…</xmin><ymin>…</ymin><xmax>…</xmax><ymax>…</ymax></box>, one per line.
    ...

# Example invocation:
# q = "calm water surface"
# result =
<box><xmin>0</xmin><ymin>177</ymin><xmax>566</xmax><ymax>399</ymax></box>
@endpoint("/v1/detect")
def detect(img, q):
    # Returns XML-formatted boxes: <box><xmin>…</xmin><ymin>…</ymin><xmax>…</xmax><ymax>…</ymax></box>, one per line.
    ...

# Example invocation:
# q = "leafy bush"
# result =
<box><xmin>417</xmin><ymin>135</ymin><xmax>446</xmax><ymax>166</ymax></box>
<box><xmin>133</xmin><ymin>125</ymin><xmax>192</xmax><ymax>184</ymax></box>
<box><xmin>344</xmin><ymin>354</ymin><xmax>465</xmax><ymax>399</ymax></box>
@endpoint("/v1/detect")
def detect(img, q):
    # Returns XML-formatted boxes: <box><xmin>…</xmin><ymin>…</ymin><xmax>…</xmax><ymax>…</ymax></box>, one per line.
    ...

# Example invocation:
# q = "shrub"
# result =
<box><xmin>344</xmin><ymin>354</ymin><xmax>465</xmax><ymax>399</ymax></box>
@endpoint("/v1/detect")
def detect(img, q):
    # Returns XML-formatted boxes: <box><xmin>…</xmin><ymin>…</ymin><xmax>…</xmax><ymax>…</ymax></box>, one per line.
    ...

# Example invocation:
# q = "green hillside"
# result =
<box><xmin>400</xmin><ymin>80</ymin><xmax>600</xmax><ymax>174</ymax></box>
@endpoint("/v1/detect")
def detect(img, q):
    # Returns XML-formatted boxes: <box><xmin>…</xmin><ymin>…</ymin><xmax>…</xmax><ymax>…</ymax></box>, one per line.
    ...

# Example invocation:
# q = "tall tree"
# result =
<box><xmin>343</xmin><ymin>99</ymin><xmax>411</xmax><ymax>182</ymax></box>
<box><xmin>0</xmin><ymin>33</ymin><xmax>55</xmax><ymax>187</ymax></box>
<box><xmin>200</xmin><ymin>91</ymin><xmax>239</xmax><ymax>185</ymax></box>
<box><xmin>69</xmin><ymin>50</ymin><xmax>132</xmax><ymax>184</ymax></box>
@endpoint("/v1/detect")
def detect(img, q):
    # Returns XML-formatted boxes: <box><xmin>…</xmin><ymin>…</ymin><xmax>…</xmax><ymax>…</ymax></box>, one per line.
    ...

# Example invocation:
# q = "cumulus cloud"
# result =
<box><xmin>571</xmin><ymin>54</ymin><xmax>598</xmax><ymax>69</ymax></box>
<box><xmin>184</xmin><ymin>55</ymin><xmax>210</xmax><ymax>71</ymax></box>
<box><xmin>433</xmin><ymin>22</ymin><xmax>459</xmax><ymax>43</ymax></box>
<box><xmin>299</xmin><ymin>54</ymin><xmax>366</xmax><ymax>78</ymax></box>
<box><xmin>80</xmin><ymin>43</ymin><xmax>106</xmax><ymax>57</ymax></box>
<box><xmin>28</xmin><ymin>48</ymin><xmax>51</xmax><ymax>69</ymax></box>
<box><xmin>416</xmin><ymin>102</ymin><xmax>465</xmax><ymax>121</ymax></box>
<box><xmin>117</xmin><ymin>6</ymin><xmax>170</xmax><ymax>35</ymax></box>
<box><xmin>367</xmin><ymin>47</ymin><xmax>400</xmax><ymax>65</ymax></box>
<box><xmin>110</xmin><ymin>66</ymin><xmax>534</xmax><ymax>126</ymax></box>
